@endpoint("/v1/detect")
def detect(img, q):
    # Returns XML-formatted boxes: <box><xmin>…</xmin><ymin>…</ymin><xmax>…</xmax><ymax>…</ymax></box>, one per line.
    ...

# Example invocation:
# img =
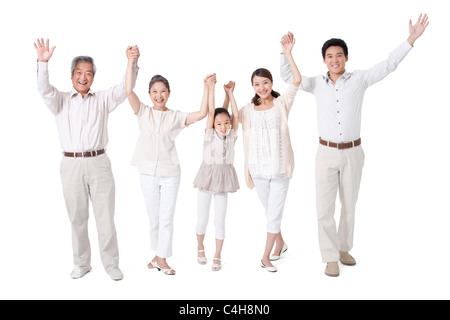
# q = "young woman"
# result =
<box><xmin>125</xmin><ymin>46</ymin><xmax>211</xmax><ymax>275</ymax></box>
<box><xmin>239</xmin><ymin>32</ymin><xmax>301</xmax><ymax>272</ymax></box>
<box><xmin>193</xmin><ymin>78</ymin><xmax>240</xmax><ymax>271</ymax></box>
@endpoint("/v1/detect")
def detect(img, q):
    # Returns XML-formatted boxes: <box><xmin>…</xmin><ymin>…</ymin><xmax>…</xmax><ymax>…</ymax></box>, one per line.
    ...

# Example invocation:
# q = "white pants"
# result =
<box><xmin>60</xmin><ymin>153</ymin><xmax>118</xmax><ymax>272</ymax></box>
<box><xmin>196</xmin><ymin>190</ymin><xmax>228</xmax><ymax>240</ymax></box>
<box><xmin>315</xmin><ymin>144</ymin><xmax>365</xmax><ymax>263</ymax></box>
<box><xmin>253</xmin><ymin>175</ymin><xmax>290</xmax><ymax>234</ymax></box>
<box><xmin>140</xmin><ymin>174</ymin><xmax>180</xmax><ymax>258</ymax></box>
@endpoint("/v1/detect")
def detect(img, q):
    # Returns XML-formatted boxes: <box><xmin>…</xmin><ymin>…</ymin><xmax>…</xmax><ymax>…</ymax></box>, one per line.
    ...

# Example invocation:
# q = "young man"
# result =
<box><xmin>35</xmin><ymin>39</ymin><xmax>140</xmax><ymax>281</ymax></box>
<box><xmin>280</xmin><ymin>14</ymin><xmax>429</xmax><ymax>277</ymax></box>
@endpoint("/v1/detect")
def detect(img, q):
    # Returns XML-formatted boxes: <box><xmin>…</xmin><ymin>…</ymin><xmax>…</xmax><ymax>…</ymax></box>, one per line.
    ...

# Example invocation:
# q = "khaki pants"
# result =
<box><xmin>60</xmin><ymin>153</ymin><xmax>118</xmax><ymax>272</ymax></box>
<box><xmin>315</xmin><ymin>144</ymin><xmax>365</xmax><ymax>263</ymax></box>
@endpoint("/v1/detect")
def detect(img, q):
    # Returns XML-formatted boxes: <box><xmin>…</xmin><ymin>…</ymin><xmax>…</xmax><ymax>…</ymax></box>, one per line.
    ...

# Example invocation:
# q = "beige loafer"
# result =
<box><xmin>325</xmin><ymin>262</ymin><xmax>339</xmax><ymax>277</ymax></box>
<box><xmin>339</xmin><ymin>251</ymin><xmax>356</xmax><ymax>266</ymax></box>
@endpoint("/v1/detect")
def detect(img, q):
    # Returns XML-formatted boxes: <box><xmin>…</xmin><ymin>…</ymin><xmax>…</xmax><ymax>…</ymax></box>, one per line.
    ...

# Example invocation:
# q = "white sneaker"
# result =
<box><xmin>70</xmin><ymin>267</ymin><xmax>92</xmax><ymax>279</ymax></box>
<box><xmin>108</xmin><ymin>268</ymin><xmax>124</xmax><ymax>281</ymax></box>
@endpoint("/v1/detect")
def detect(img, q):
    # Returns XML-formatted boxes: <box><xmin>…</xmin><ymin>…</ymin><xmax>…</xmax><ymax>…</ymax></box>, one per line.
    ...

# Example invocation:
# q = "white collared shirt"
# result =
<box><xmin>37</xmin><ymin>61</ymin><xmax>139</xmax><ymax>152</ymax></box>
<box><xmin>280</xmin><ymin>41</ymin><xmax>412</xmax><ymax>142</ymax></box>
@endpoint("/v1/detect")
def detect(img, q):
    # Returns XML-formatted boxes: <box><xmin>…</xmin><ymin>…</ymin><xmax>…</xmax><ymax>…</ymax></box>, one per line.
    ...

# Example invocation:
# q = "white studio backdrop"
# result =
<box><xmin>0</xmin><ymin>0</ymin><xmax>448</xmax><ymax>300</ymax></box>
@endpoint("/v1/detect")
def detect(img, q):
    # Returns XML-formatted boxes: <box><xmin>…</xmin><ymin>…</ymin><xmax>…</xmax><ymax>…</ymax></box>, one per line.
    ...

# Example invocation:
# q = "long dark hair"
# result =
<box><xmin>251</xmin><ymin>68</ymin><xmax>280</xmax><ymax>106</ymax></box>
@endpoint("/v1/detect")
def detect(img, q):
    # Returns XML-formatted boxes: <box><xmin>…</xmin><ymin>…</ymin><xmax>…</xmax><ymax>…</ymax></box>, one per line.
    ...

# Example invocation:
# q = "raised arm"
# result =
<box><xmin>221</xmin><ymin>81</ymin><xmax>234</xmax><ymax>110</ymax></box>
<box><xmin>224</xmin><ymin>81</ymin><xmax>239</xmax><ymax>132</ymax></box>
<box><xmin>35</xmin><ymin>38</ymin><xmax>62</xmax><ymax>114</ymax></box>
<box><xmin>280</xmin><ymin>32</ymin><xmax>301</xmax><ymax>87</ymax></box>
<box><xmin>185</xmin><ymin>74</ymin><xmax>215</xmax><ymax>126</ymax></box>
<box><xmin>407</xmin><ymin>13</ymin><xmax>429</xmax><ymax>46</ymax></box>
<box><xmin>205</xmin><ymin>74</ymin><xmax>216</xmax><ymax>130</ymax></box>
<box><xmin>125</xmin><ymin>46</ymin><xmax>141</xmax><ymax>114</ymax></box>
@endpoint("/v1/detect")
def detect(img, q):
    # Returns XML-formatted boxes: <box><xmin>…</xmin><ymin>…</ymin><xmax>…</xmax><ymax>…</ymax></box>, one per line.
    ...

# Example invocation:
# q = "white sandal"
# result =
<box><xmin>147</xmin><ymin>260</ymin><xmax>157</xmax><ymax>269</ymax></box>
<box><xmin>197</xmin><ymin>249</ymin><xmax>207</xmax><ymax>265</ymax></box>
<box><xmin>212</xmin><ymin>258</ymin><xmax>222</xmax><ymax>271</ymax></box>
<box><xmin>153</xmin><ymin>260</ymin><xmax>176</xmax><ymax>275</ymax></box>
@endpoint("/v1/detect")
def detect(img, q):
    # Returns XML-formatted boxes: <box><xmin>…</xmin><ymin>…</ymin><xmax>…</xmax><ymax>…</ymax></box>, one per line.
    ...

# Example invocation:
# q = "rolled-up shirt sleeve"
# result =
<box><xmin>280</xmin><ymin>54</ymin><xmax>294</xmax><ymax>85</ymax></box>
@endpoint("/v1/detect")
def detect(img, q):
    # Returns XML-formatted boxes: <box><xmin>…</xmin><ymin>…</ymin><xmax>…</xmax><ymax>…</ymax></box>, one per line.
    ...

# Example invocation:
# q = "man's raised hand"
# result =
<box><xmin>34</xmin><ymin>38</ymin><xmax>56</xmax><ymax>62</ymax></box>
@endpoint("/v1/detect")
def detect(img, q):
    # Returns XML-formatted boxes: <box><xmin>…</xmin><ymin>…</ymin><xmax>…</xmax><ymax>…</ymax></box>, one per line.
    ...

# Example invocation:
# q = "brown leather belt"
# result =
<box><xmin>319</xmin><ymin>138</ymin><xmax>361</xmax><ymax>150</ymax></box>
<box><xmin>63</xmin><ymin>149</ymin><xmax>105</xmax><ymax>158</ymax></box>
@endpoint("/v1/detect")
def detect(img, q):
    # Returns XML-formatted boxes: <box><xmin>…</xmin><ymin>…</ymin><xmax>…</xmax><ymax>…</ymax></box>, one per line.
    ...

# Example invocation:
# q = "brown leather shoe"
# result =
<box><xmin>339</xmin><ymin>251</ymin><xmax>356</xmax><ymax>266</ymax></box>
<box><xmin>325</xmin><ymin>262</ymin><xmax>339</xmax><ymax>277</ymax></box>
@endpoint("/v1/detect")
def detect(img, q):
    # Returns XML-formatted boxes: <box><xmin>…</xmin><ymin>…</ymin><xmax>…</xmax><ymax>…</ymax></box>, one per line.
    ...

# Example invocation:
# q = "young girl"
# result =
<box><xmin>125</xmin><ymin>46</ymin><xmax>211</xmax><ymax>275</ymax></box>
<box><xmin>239</xmin><ymin>32</ymin><xmax>301</xmax><ymax>272</ymax></box>
<box><xmin>193</xmin><ymin>77</ymin><xmax>240</xmax><ymax>271</ymax></box>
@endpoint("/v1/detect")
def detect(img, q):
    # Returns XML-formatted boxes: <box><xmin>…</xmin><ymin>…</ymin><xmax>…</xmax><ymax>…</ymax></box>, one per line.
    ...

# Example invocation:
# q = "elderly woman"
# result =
<box><xmin>125</xmin><ymin>46</ymin><xmax>211</xmax><ymax>275</ymax></box>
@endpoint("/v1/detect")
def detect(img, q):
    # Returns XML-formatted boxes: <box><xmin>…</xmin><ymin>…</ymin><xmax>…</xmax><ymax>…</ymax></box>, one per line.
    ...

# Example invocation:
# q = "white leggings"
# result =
<box><xmin>196</xmin><ymin>190</ymin><xmax>228</xmax><ymax>240</ymax></box>
<box><xmin>140</xmin><ymin>174</ymin><xmax>181</xmax><ymax>258</ymax></box>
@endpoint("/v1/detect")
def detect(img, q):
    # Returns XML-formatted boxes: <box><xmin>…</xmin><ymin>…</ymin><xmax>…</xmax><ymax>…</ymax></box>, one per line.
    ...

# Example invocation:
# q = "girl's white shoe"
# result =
<box><xmin>197</xmin><ymin>249</ymin><xmax>207</xmax><ymax>265</ymax></box>
<box><xmin>212</xmin><ymin>258</ymin><xmax>222</xmax><ymax>271</ymax></box>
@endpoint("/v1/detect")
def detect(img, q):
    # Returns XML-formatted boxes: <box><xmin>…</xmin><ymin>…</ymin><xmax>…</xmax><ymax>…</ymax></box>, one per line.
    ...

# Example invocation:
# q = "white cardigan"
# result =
<box><xmin>239</xmin><ymin>85</ymin><xmax>299</xmax><ymax>189</ymax></box>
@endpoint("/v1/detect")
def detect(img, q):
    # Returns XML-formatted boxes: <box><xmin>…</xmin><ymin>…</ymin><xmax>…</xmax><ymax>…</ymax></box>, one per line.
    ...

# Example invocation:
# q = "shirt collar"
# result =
<box><xmin>324</xmin><ymin>70</ymin><xmax>351</xmax><ymax>83</ymax></box>
<box><xmin>70</xmin><ymin>88</ymin><xmax>95</xmax><ymax>98</ymax></box>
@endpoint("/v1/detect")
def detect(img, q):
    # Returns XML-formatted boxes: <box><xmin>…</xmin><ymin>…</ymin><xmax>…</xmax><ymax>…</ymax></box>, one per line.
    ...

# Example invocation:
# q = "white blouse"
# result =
<box><xmin>249</xmin><ymin>107</ymin><xmax>284</xmax><ymax>177</ymax></box>
<box><xmin>202</xmin><ymin>129</ymin><xmax>237</xmax><ymax>165</ymax></box>
<box><xmin>131</xmin><ymin>103</ymin><xmax>188</xmax><ymax>176</ymax></box>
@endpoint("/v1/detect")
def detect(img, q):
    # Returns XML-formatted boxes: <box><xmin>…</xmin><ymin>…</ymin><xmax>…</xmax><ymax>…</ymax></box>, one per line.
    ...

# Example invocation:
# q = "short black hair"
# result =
<box><xmin>322</xmin><ymin>38</ymin><xmax>348</xmax><ymax>59</ymax></box>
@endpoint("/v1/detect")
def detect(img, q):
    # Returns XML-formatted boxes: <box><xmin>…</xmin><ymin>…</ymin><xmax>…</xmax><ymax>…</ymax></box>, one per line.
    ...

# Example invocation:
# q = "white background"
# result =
<box><xmin>0</xmin><ymin>0</ymin><xmax>448</xmax><ymax>300</ymax></box>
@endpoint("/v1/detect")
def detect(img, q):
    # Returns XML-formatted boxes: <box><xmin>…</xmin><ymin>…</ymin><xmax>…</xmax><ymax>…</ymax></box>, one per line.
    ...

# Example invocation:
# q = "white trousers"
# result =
<box><xmin>60</xmin><ymin>154</ymin><xmax>118</xmax><ymax>272</ymax></box>
<box><xmin>196</xmin><ymin>189</ymin><xmax>228</xmax><ymax>240</ymax></box>
<box><xmin>315</xmin><ymin>144</ymin><xmax>365</xmax><ymax>263</ymax></box>
<box><xmin>253</xmin><ymin>175</ymin><xmax>290</xmax><ymax>234</ymax></box>
<box><xmin>140</xmin><ymin>174</ymin><xmax>180</xmax><ymax>258</ymax></box>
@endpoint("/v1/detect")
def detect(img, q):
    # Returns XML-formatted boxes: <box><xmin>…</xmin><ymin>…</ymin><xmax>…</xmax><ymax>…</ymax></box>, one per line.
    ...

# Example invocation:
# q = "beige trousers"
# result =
<box><xmin>60</xmin><ymin>153</ymin><xmax>118</xmax><ymax>272</ymax></box>
<box><xmin>315</xmin><ymin>144</ymin><xmax>365</xmax><ymax>263</ymax></box>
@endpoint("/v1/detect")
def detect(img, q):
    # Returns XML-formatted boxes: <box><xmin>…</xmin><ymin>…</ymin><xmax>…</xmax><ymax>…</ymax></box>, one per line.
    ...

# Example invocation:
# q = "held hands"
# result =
<box><xmin>408</xmin><ymin>14</ymin><xmax>429</xmax><ymax>46</ymax></box>
<box><xmin>281</xmin><ymin>31</ymin><xmax>295</xmax><ymax>55</ymax></box>
<box><xmin>34</xmin><ymin>38</ymin><xmax>56</xmax><ymax>62</ymax></box>
<box><xmin>204</xmin><ymin>73</ymin><xmax>217</xmax><ymax>88</ymax></box>
<box><xmin>126</xmin><ymin>45</ymin><xmax>140</xmax><ymax>61</ymax></box>
<box><xmin>223</xmin><ymin>81</ymin><xmax>235</xmax><ymax>95</ymax></box>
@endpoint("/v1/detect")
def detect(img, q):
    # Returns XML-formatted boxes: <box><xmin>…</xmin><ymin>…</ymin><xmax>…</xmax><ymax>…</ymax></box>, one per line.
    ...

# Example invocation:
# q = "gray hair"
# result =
<box><xmin>71</xmin><ymin>56</ymin><xmax>96</xmax><ymax>77</ymax></box>
<box><xmin>149</xmin><ymin>75</ymin><xmax>170</xmax><ymax>93</ymax></box>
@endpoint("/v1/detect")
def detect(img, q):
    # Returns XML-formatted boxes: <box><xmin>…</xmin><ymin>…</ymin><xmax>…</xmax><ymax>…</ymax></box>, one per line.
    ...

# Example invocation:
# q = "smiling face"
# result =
<box><xmin>149</xmin><ymin>81</ymin><xmax>170</xmax><ymax>109</ymax></box>
<box><xmin>71</xmin><ymin>62</ymin><xmax>94</xmax><ymax>96</ymax></box>
<box><xmin>214</xmin><ymin>113</ymin><xmax>231</xmax><ymax>136</ymax></box>
<box><xmin>252</xmin><ymin>75</ymin><xmax>273</xmax><ymax>100</ymax></box>
<box><xmin>324</xmin><ymin>46</ymin><xmax>348</xmax><ymax>77</ymax></box>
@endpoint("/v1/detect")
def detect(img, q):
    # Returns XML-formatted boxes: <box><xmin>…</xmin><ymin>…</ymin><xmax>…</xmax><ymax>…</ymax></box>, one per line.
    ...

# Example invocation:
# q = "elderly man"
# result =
<box><xmin>35</xmin><ymin>39</ymin><xmax>140</xmax><ymax>281</ymax></box>
<box><xmin>280</xmin><ymin>14</ymin><xmax>429</xmax><ymax>277</ymax></box>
